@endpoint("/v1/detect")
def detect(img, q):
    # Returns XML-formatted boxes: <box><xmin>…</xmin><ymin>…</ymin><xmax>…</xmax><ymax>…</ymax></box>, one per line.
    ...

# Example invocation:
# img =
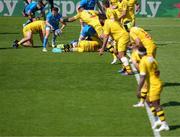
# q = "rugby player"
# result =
<box><xmin>12</xmin><ymin>20</ymin><xmax>46</xmax><ymax>48</ymax></box>
<box><xmin>98</xmin><ymin>15</ymin><xmax>132</xmax><ymax>75</ymax></box>
<box><xmin>137</xmin><ymin>46</ymin><xmax>169</xmax><ymax>132</ymax></box>
<box><xmin>22</xmin><ymin>0</ymin><xmax>47</xmax><ymax>27</ymax></box>
<box><xmin>42</xmin><ymin>7</ymin><xmax>66</xmax><ymax>52</ymax></box>
<box><xmin>124</xmin><ymin>21</ymin><xmax>157</xmax><ymax>57</ymax></box>
<box><xmin>62</xmin><ymin>6</ymin><xmax>104</xmax><ymax>39</ymax></box>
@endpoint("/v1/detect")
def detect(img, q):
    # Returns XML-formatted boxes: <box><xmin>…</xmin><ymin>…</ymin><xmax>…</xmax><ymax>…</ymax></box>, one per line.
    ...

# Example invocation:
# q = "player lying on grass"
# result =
<box><xmin>62</xmin><ymin>6</ymin><xmax>104</xmax><ymax>39</ymax></box>
<box><xmin>42</xmin><ymin>7</ymin><xmax>66</xmax><ymax>52</ymax></box>
<box><xmin>98</xmin><ymin>14</ymin><xmax>132</xmax><ymax>75</ymax></box>
<box><xmin>124</xmin><ymin>21</ymin><xmax>157</xmax><ymax>57</ymax></box>
<box><xmin>12</xmin><ymin>20</ymin><xmax>46</xmax><ymax>48</ymax></box>
<box><xmin>137</xmin><ymin>46</ymin><xmax>169</xmax><ymax>132</ymax></box>
<box><xmin>22</xmin><ymin>0</ymin><xmax>47</xmax><ymax>27</ymax></box>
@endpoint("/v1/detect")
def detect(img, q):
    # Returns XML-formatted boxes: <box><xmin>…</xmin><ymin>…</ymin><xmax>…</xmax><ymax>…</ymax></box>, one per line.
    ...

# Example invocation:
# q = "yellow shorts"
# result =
<box><xmin>117</xmin><ymin>33</ymin><xmax>129</xmax><ymax>52</ymax></box>
<box><xmin>78</xmin><ymin>40</ymin><xmax>100</xmax><ymax>52</ymax></box>
<box><xmin>23</xmin><ymin>26</ymin><xmax>31</xmax><ymax>37</ymax></box>
<box><xmin>148</xmin><ymin>84</ymin><xmax>162</xmax><ymax>102</ymax></box>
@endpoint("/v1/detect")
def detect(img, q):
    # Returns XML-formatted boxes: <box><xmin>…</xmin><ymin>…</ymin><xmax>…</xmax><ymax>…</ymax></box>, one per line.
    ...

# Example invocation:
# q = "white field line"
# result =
<box><xmin>127</xmin><ymin>52</ymin><xmax>161</xmax><ymax>137</ymax></box>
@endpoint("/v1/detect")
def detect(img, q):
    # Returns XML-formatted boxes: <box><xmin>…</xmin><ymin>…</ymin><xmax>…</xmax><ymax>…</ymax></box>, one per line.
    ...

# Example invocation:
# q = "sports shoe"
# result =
<box><xmin>52</xmin><ymin>44</ymin><xmax>56</xmax><ymax>48</ymax></box>
<box><xmin>155</xmin><ymin>121</ymin><xmax>170</xmax><ymax>132</ymax></box>
<box><xmin>152</xmin><ymin>119</ymin><xmax>162</xmax><ymax>129</ymax></box>
<box><xmin>12</xmin><ymin>40</ymin><xmax>19</xmax><ymax>48</ymax></box>
<box><xmin>42</xmin><ymin>48</ymin><xmax>47</xmax><ymax>52</ymax></box>
<box><xmin>111</xmin><ymin>58</ymin><xmax>117</xmax><ymax>64</ymax></box>
<box><xmin>133</xmin><ymin>102</ymin><xmax>144</xmax><ymax>107</ymax></box>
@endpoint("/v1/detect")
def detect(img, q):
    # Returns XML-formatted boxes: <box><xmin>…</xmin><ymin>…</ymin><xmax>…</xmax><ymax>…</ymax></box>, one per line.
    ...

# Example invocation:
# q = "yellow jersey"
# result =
<box><xmin>77</xmin><ymin>40</ymin><xmax>100</xmax><ymax>52</ymax></box>
<box><xmin>73</xmin><ymin>10</ymin><xmax>103</xmax><ymax>37</ymax></box>
<box><xmin>131</xmin><ymin>49</ymin><xmax>141</xmax><ymax>63</ymax></box>
<box><xmin>139</xmin><ymin>56</ymin><xmax>162</xmax><ymax>86</ymax></box>
<box><xmin>103</xmin><ymin>19</ymin><xmax>128</xmax><ymax>42</ymax></box>
<box><xmin>106</xmin><ymin>7</ymin><xmax>119</xmax><ymax>21</ymax></box>
<box><xmin>116</xmin><ymin>0</ymin><xmax>128</xmax><ymax>18</ymax></box>
<box><xmin>109</xmin><ymin>0</ymin><xmax>119</xmax><ymax>7</ymax></box>
<box><xmin>23</xmin><ymin>20</ymin><xmax>45</xmax><ymax>34</ymax></box>
<box><xmin>130</xmin><ymin>27</ymin><xmax>156</xmax><ymax>53</ymax></box>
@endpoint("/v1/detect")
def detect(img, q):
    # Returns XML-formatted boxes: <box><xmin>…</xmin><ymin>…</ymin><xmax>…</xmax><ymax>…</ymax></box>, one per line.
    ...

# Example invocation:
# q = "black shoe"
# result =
<box><xmin>12</xmin><ymin>40</ymin><xmax>19</xmax><ymax>48</ymax></box>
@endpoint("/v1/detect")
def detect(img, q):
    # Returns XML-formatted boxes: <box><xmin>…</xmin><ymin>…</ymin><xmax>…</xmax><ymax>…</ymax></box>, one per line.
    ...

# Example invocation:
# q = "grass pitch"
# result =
<box><xmin>0</xmin><ymin>17</ymin><xmax>180</xmax><ymax>136</ymax></box>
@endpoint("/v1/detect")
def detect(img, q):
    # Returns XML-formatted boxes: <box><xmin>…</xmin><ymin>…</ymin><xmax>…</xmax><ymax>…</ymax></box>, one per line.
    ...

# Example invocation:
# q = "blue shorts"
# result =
<box><xmin>80</xmin><ymin>25</ymin><xmax>96</xmax><ymax>38</ymax></box>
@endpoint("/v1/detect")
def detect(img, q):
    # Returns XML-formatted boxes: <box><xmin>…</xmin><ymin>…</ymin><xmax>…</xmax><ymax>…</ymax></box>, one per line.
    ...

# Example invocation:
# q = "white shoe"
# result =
<box><xmin>155</xmin><ymin>121</ymin><xmax>170</xmax><ymax>132</ymax></box>
<box><xmin>152</xmin><ymin>119</ymin><xmax>162</xmax><ymax>129</ymax></box>
<box><xmin>52</xmin><ymin>44</ymin><xmax>56</xmax><ymax>48</ymax></box>
<box><xmin>133</xmin><ymin>102</ymin><xmax>144</xmax><ymax>107</ymax></box>
<box><xmin>111</xmin><ymin>58</ymin><xmax>117</xmax><ymax>64</ymax></box>
<box><xmin>42</xmin><ymin>48</ymin><xmax>47</xmax><ymax>52</ymax></box>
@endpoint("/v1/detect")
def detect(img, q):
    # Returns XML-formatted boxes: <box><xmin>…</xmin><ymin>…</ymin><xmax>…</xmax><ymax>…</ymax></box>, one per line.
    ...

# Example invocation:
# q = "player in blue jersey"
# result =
<box><xmin>42</xmin><ymin>7</ymin><xmax>66</xmax><ymax>52</ymax></box>
<box><xmin>79</xmin><ymin>0</ymin><xmax>104</xmax><ymax>41</ymax></box>
<box><xmin>23</xmin><ymin>0</ymin><xmax>47</xmax><ymax>27</ymax></box>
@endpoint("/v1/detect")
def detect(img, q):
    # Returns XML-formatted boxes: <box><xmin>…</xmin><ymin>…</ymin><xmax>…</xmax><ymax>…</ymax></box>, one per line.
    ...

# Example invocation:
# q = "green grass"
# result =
<box><xmin>0</xmin><ymin>17</ymin><xmax>180</xmax><ymax>136</ymax></box>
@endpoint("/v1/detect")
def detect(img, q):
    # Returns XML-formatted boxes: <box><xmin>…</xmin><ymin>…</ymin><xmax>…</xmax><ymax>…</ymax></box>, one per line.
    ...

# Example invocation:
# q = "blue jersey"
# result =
<box><xmin>80</xmin><ymin>0</ymin><xmax>96</xmax><ymax>10</ymax></box>
<box><xmin>25</xmin><ymin>2</ymin><xmax>44</xmax><ymax>15</ymax></box>
<box><xmin>46</xmin><ymin>12</ymin><xmax>62</xmax><ymax>30</ymax></box>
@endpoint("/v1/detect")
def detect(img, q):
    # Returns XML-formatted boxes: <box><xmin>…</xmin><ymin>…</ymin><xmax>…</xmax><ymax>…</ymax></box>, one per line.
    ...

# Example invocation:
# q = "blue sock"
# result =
<box><xmin>43</xmin><ymin>37</ymin><xmax>48</xmax><ymax>48</ymax></box>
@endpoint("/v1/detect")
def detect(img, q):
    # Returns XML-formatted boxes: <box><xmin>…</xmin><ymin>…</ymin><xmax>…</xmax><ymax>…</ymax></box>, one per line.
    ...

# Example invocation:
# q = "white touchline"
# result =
<box><xmin>127</xmin><ymin>52</ymin><xmax>161</xmax><ymax>137</ymax></box>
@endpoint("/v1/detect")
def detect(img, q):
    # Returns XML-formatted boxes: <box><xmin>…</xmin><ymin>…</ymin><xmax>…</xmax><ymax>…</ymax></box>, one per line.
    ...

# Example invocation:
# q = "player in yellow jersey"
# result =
<box><xmin>13</xmin><ymin>20</ymin><xmax>46</xmax><ymax>48</ymax></box>
<box><xmin>130</xmin><ymin>48</ymin><xmax>148</xmax><ymax>107</ymax></box>
<box><xmin>124</xmin><ymin>21</ymin><xmax>157</xmax><ymax>57</ymax></box>
<box><xmin>125</xmin><ymin>0</ymin><xmax>140</xmax><ymax>26</ymax></box>
<box><xmin>137</xmin><ymin>46</ymin><xmax>169</xmax><ymax>132</ymax></box>
<box><xmin>62</xmin><ymin>6</ymin><xmax>104</xmax><ymax>39</ymax></box>
<box><xmin>99</xmin><ymin>16</ymin><xmax>132</xmax><ymax>75</ymax></box>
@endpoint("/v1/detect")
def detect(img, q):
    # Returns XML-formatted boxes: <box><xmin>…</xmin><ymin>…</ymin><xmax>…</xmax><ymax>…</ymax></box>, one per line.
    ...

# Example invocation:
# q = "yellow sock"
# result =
<box><xmin>157</xmin><ymin>110</ymin><xmax>165</xmax><ymax>121</ymax></box>
<box><xmin>150</xmin><ymin>106</ymin><xmax>156</xmax><ymax>116</ymax></box>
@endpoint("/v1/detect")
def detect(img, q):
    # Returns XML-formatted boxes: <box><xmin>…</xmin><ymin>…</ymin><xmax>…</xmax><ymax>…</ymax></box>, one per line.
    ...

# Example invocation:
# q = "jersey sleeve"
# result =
<box><xmin>139</xmin><ymin>58</ymin><xmax>147</xmax><ymax>75</ymax></box>
<box><xmin>103</xmin><ymin>20</ymin><xmax>111</xmax><ymax>35</ymax></box>
<box><xmin>73</xmin><ymin>12</ymin><xmax>80</xmax><ymax>20</ymax></box>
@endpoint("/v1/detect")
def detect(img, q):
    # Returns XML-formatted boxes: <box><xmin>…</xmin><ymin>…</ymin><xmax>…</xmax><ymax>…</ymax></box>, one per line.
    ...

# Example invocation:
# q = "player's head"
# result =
<box><xmin>138</xmin><ymin>46</ymin><xmax>147</xmax><ymax>56</ymax></box>
<box><xmin>78</xmin><ymin>6</ymin><xmax>85</xmax><ymax>12</ymax></box>
<box><xmin>51</xmin><ymin>7</ymin><xmax>59</xmax><ymax>16</ymax></box>
<box><xmin>99</xmin><ymin>14</ymin><xmax>107</xmax><ymax>26</ymax></box>
<box><xmin>124</xmin><ymin>21</ymin><xmax>133</xmax><ymax>32</ymax></box>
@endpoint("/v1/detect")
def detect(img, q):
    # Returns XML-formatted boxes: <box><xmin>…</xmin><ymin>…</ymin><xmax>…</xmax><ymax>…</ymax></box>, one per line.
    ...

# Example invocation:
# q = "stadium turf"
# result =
<box><xmin>0</xmin><ymin>17</ymin><xmax>180</xmax><ymax>136</ymax></box>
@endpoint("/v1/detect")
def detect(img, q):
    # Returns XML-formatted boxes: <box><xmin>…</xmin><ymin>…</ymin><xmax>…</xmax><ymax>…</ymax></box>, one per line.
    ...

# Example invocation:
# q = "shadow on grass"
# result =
<box><xmin>169</xmin><ymin>125</ymin><xmax>180</xmax><ymax>131</ymax></box>
<box><xmin>0</xmin><ymin>32</ymin><xmax>19</xmax><ymax>35</ymax></box>
<box><xmin>164</xmin><ymin>82</ymin><xmax>180</xmax><ymax>87</ymax></box>
<box><xmin>162</xmin><ymin>101</ymin><xmax>180</xmax><ymax>107</ymax></box>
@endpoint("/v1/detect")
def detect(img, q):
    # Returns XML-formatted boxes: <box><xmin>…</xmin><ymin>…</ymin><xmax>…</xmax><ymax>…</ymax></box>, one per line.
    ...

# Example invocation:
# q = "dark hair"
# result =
<box><xmin>138</xmin><ymin>46</ymin><xmax>147</xmax><ymax>54</ymax></box>
<box><xmin>52</xmin><ymin>7</ymin><xmax>59</xmax><ymax>12</ymax></box>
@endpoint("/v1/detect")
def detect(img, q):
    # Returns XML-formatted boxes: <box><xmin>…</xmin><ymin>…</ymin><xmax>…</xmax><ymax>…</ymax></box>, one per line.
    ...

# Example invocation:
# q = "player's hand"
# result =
<box><xmin>99</xmin><ymin>48</ymin><xmax>104</xmax><ymax>56</ymax></box>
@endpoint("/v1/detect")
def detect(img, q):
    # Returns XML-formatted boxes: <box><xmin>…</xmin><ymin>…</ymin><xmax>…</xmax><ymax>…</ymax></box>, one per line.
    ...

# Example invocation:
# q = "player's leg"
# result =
<box><xmin>18</xmin><ymin>31</ymin><xmax>33</xmax><ymax>46</ymax></box>
<box><xmin>149</xmin><ymin>86</ymin><xmax>169</xmax><ymax>131</ymax></box>
<box><xmin>52</xmin><ymin>31</ymin><xmax>57</xmax><ymax>48</ymax></box>
<box><xmin>117</xmin><ymin>35</ymin><xmax>132</xmax><ymax>75</ymax></box>
<box><xmin>42</xmin><ymin>26</ymin><xmax>51</xmax><ymax>52</ymax></box>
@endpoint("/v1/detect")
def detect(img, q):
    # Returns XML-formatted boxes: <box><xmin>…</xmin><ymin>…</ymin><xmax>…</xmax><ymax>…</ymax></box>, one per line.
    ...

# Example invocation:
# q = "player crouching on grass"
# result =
<box><xmin>12</xmin><ymin>20</ymin><xmax>46</xmax><ymax>48</ymax></box>
<box><xmin>42</xmin><ymin>7</ymin><xmax>66</xmax><ymax>52</ymax></box>
<box><xmin>137</xmin><ymin>46</ymin><xmax>169</xmax><ymax>132</ymax></box>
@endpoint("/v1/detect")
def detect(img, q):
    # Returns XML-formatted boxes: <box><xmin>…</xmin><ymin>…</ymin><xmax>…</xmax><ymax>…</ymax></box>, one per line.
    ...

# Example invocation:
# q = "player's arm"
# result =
<box><xmin>99</xmin><ymin>34</ymin><xmax>109</xmax><ymax>55</ymax></box>
<box><xmin>137</xmin><ymin>74</ymin><xmax>146</xmax><ymax>98</ymax></box>
<box><xmin>59</xmin><ymin>19</ymin><xmax>66</xmax><ymax>31</ymax></box>
<box><xmin>63</xmin><ymin>14</ymin><xmax>80</xmax><ymax>22</ymax></box>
